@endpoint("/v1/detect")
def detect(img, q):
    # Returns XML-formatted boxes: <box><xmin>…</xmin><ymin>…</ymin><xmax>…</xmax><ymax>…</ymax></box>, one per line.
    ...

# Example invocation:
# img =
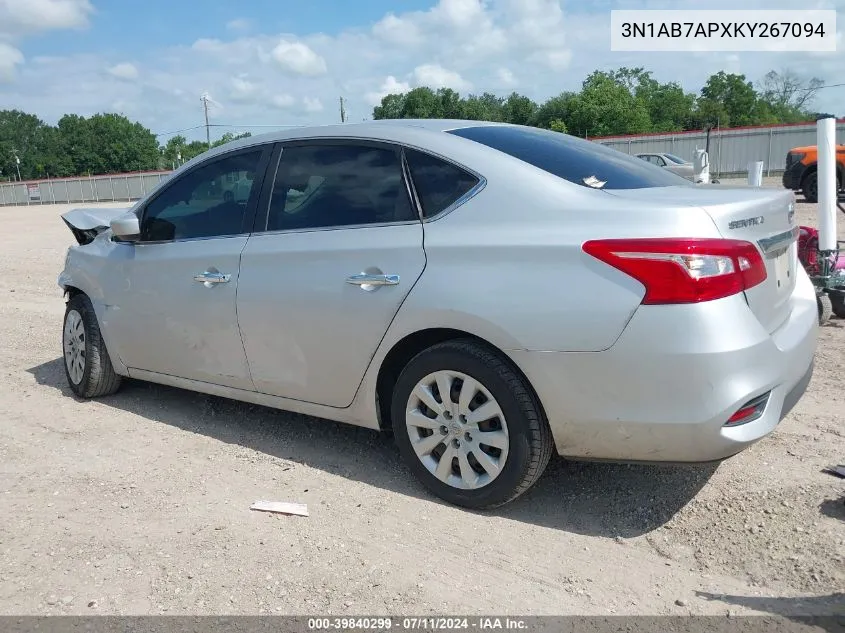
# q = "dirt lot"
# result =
<box><xmin>0</xmin><ymin>189</ymin><xmax>843</xmax><ymax>617</ymax></box>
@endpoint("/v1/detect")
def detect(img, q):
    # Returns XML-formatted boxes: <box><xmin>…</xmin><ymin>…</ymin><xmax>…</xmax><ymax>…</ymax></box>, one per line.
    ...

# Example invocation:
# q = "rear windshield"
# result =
<box><xmin>663</xmin><ymin>153</ymin><xmax>687</xmax><ymax>164</ymax></box>
<box><xmin>447</xmin><ymin>125</ymin><xmax>691</xmax><ymax>190</ymax></box>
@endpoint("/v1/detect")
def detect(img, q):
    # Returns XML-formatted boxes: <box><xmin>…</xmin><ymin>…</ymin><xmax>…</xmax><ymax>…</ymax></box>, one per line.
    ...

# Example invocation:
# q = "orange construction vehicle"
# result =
<box><xmin>782</xmin><ymin>143</ymin><xmax>845</xmax><ymax>203</ymax></box>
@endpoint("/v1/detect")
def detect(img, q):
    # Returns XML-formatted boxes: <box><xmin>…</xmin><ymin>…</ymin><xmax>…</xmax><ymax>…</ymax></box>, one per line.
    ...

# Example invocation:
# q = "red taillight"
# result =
<box><xmin>582</xmin><ymin>238</ymin><xmax>767</xmax><ymax>305</ymax></box>
<box><xmin>724</xmin><ymin>392</ymin><xmax>770</xmax><ymax>427</ymax></box>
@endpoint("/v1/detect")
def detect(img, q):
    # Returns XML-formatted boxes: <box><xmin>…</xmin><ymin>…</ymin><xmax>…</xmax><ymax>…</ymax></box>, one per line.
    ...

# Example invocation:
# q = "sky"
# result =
<box><xmin>0</xmin><ymin>0</ymin><xmax>843</xmax><ymax>144</ymax></box>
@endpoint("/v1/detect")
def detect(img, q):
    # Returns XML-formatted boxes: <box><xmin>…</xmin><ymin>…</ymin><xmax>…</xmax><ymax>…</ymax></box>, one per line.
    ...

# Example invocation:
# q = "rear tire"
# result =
<box><xmin>391</xmin><ymin>339</ymin><xmax>553</xmax><ymax>509</ymax></box>
<box><xmin>803</xmin><ymin>172</ymin><xmax>818</xmax><ymax>203</ymax></box>
<box><xmin>830</xmin><ymin>292</ymin><xmax>845</xmax><ymax>319</ymax></box>
<box><xmin>818</xmin><ymin>293</ymin><xmax>833</xmax><ymax>325</ymax></box>
<box><xmin>63</xmin><ymin>293</ymin><xmax>122</xmax><ymax>398</ymax></box>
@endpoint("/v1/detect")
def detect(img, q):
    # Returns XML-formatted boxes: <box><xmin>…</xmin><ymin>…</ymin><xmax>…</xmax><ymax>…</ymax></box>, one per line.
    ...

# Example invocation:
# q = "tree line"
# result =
<box><xmin>373</xmin><ymin>68</ymin><xmax>825</xmax><ymax>137</ymax></box>
<box><xmin>0</xmin><ymin>110</ymin><xmax>251</xmax><ymax>182</ymax></box>
<box><xmin>1</xmin><ymin>67</ymin><xmax>824</xmax><ymax>181</ymax></box>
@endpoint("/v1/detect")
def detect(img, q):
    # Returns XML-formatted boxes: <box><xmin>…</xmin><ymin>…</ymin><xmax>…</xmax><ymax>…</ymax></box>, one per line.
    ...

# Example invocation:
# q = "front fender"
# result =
<box><xmin>58</xmin><ymin>238</ymin><xmax>131</xmax><ymax>376</ymax></box>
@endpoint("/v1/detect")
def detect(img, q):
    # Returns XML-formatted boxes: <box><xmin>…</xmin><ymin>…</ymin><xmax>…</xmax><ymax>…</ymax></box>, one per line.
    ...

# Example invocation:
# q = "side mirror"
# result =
<box><xmin>110</xmin><ymin>212</ymin><xmax>141</xmax><ymax>242</ymax></box>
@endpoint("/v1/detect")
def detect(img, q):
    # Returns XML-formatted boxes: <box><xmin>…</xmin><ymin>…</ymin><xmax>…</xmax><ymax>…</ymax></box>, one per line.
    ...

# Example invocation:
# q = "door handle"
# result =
<box><xmin>345</xmin><ymin>273</ymin><xmax>400</xmax><ymax>287</ymax></box>
<box><xmin>194</xmin><ymin>271</ymin><xmax>231</xmax><ymax>284</ymax></box>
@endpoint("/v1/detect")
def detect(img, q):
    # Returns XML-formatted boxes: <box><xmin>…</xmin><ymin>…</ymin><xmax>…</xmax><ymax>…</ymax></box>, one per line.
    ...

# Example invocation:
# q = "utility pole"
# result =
<box><xmin>339</xmin><ymin>96</ymin><xmax>347</xmax><ymax>123</ymax></box>
<box><xmin>201</xmin><ymin>93</ymin><xmax>212</xmax><ymax>148</ymax></box>
<box><xmin>12</xmin><ymin>150</ymin><xmax>21</xmax><ymax>181</ymax></box>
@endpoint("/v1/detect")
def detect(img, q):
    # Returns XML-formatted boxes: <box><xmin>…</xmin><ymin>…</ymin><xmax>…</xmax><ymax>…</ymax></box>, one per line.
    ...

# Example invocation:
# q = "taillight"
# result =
<box><xmin>582</xmin><ymin>238</ymin><xmax>767</xmax><ymax>304</ymax></box>
<box><xmin>724</xmin><ymin>392</ymin><xmax>770</xmax><ymax>427</ymax></box>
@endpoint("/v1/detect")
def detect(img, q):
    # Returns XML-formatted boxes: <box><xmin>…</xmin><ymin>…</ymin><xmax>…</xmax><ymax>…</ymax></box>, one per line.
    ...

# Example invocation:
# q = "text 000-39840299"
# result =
<box><xmin>610</xmin><ymin>9</ymin><xmax>837</xmax><ymax>52</ymax></box>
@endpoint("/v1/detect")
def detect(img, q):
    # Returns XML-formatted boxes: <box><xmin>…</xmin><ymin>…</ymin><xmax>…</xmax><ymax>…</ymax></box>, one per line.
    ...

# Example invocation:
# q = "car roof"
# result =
<box><xmin>173</xmin><ymin>118</ymin><xmax>521</xmax><ymax>173</ymax></box>
<box><xmin>210</xmin><ymin>119</ymin><xmax>510</xmax><ymax>152</ymax></box>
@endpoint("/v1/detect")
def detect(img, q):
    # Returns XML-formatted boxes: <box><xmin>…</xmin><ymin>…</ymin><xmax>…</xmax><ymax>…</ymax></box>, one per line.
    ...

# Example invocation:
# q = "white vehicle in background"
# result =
<box><xmin>636</xmin><ymin>152</ymin><xmax>695</xmax><ymax>181</ymax></box>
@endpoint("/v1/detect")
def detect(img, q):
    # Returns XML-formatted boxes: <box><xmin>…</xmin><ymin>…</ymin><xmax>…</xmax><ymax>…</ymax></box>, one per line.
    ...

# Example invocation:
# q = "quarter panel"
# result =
<box><xmin>407</xmin><ymin>175</ymin><xmax>723</xmax><ymax>352</ymax></box>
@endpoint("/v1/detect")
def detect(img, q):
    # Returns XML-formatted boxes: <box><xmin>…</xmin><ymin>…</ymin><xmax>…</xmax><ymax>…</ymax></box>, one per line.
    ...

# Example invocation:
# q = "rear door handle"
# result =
<box><xmin>345</xmin><ymin>273</ymin><xmax>400</xmax><ymax>287</ymax></box>
<box><xmin>194</xmin><ymin>271</ymin><xmax>231</xmax><ymax>284</ymax></box>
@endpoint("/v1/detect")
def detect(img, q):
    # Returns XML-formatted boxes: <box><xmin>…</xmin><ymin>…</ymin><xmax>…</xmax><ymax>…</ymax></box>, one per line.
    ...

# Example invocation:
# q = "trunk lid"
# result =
<box><xmin>606</xmin><ymin>185</ymin><xmax>798</xmax><ymax>333</ymax></box>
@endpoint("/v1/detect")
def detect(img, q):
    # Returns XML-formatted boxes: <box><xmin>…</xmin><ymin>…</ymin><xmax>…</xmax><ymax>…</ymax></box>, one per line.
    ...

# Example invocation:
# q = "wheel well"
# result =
<box><xmin>801</xmin><ymin>164</ymin><xmax>843</xmax><ymax>188</ymax></box>
<box><xmin>63</xmin><ymin>286</ymin><xmax>83</xmax><ymax>301</ymax></box>
<box><xmin>374</xmin><ymin>328</ymin><xmax>546</xmax><ymax>431</ymax></box>
<box><xmin>801</xmin><ymin>164</ymin><xmax>817</xmax><ymax>187</ymax></box>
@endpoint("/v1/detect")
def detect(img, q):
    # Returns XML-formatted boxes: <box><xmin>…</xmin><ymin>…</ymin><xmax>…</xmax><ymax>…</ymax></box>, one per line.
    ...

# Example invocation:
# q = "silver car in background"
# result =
<box><xmin>636</xmin><ymin>152</ymin><xmax>695</xmax><ymax>180</ymax></box>
<box><xmin>58</xmin><ymin>120</ymin><xmax>817</xmax><ymax>509</ymax></box>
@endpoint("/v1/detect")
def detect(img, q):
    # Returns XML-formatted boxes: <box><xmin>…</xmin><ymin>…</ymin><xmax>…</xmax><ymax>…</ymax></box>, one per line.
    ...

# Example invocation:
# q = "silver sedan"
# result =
<box><xmin>58</xmin><ymin>120</ymin><xmax>817</xmax><ymax>509</ymax></box>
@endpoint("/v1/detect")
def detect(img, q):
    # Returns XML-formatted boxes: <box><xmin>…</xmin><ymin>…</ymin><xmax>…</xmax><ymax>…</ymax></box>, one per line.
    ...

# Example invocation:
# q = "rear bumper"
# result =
<box><xmin>509</xmin><ymin>269</ymin><xmax>818</xmax><ymax>463</ymax></box>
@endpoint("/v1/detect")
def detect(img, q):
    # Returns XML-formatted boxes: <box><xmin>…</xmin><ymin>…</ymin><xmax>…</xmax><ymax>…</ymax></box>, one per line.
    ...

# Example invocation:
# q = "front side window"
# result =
<box><xmin>266</xmin><ymin>143</ymin><xmax>416</xmax><ymax>232</ymax></box>
<box><xmin>404</xmin><ymin>148</ymin><xmax>480</xmax><ymax>219</ymax></box>
<box><xmin>140</xmin><ymin>150</ymin><xmax>264</xmax><ymax>241</ymax></box>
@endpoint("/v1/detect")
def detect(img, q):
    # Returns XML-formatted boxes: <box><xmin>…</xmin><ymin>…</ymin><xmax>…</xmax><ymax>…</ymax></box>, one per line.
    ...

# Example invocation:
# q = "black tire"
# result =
<box><xmin>818</xmin><ymin>293</ymin><xmax>833</xmax><ymax>325</ymax></box>
<box><xmin>830</xmin><ymin>292</ymin><xmax>845</xmax><ymax>319</ymax></box>
<box><xmin>803</xmin><ymin>172</ymin><xmax>818</xmax><ymax>203</ymax></box>
<box><xmin>62</xmin><ymin>293</ymin><xmax>122</xmax><ymax>398</ymax></box>
<box><xmin>391</xmin><ymin>339</ymin><xmax>553</xmax><ymax>509</ymax></box>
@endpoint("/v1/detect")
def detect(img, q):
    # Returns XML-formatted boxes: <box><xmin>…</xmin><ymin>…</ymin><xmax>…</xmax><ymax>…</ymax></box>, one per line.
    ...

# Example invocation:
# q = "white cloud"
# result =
<box><xmin>271</xmin><ymin>39</ymin><xmax>327</xmax><ymax>76</ymax></box>
<box><xmin>2</xmin><ymin>0</ymin><xmax>845</xmax><ymax>142</ymax></box>
<box><xmin>230</xmin><ymin>75</ymin><xmax>257</xmax><ymax>102</ymax></box>
<box><xmin>107</xmin><ymin>62</ymin><xmax>138</xmax><ymax>81</ymax></box>
<box><xmin>0</xmin><ymin>42</ymin><xmax>24</xmax><ymax>82</ymax></box>
<box><xmin>412</xmin><ymin>64</ymin><xmax>471</xmax><ymax>91</ymax></box>
<box><xmin>303</xmin><ymin>96</ymin><xmax>323</xmax><ymax>113</ymax></box>
<box><xmin>365</xmin><ymin>75</ymin><xmax>412</xmax><ymax>106</ymax></box>
<box><xmin>0</xmin><ymin>0</ymin><xmax>93</xmax><ymax>36</ymax></box>
<box><xmin>272</xmin><ymin>94</ymin><xmax>295</xmax><ymax>108</ymax></box>
<box><xmin>226</xmin><ymin>18</ymin><xmax>251</xmax><ymax>32</ymax></box>
<box><xmin>497</xmin><ymin>67</ymin><xmax>516</xmax><ymax>86</ymax></box>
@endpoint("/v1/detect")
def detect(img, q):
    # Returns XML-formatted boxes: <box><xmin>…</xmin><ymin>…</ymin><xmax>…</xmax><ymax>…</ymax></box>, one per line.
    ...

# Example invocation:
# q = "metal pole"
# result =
<box><xmin>109</xmin><ymin>176</ymin><xmax>115</xmax><ymax>202</ymax></box>
<box><xmin>79</xmin><ymin>178</ymin><xmax>85</xmax><ymax>203</ymax></box>
<box><xmin>1</xmin><ymin>185</ymin><xmax>5</xmax><ymax>206</ymax></box>
<box><xmin>202</xmin><ymin>94</ymin><xmax>211</xmax><ymax>148</ymax></box>
<box><xmin>125</xmin><ymin>175</ymin><xmax>130</xmax><ymax>202</ymax></box>
<box><xmin>766</xmin><ymin>128</ymin><xmax>773</xmax><ymax>177</ymax></box>
<box><xmin>49</xmin><ymin>179</ymin><xmax>55</xmax><ymax>203</ymax></box>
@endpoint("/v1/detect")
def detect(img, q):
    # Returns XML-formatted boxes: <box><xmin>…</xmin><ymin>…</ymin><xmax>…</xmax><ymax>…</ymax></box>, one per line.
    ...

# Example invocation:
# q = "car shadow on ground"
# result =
<box><xmin>695</xmin><ymin>591</ymin><xmax>845</xmax><ymax>625</ymax></box>
<box><xmin>28</xmin><ymin>357</ymin><xmax>717</xmax><ymax>538</ymax></box>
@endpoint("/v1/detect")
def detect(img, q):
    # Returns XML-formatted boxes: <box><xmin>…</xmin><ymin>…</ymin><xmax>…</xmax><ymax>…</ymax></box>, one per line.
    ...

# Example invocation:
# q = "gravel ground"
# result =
<box><xmin>0</xmin><ymin>189</ymin><xmax>843</xmax><ymax>618</ymax></box>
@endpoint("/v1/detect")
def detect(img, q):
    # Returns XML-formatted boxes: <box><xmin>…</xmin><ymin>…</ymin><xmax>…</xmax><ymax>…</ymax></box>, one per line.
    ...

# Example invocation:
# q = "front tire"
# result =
<box><xmin>391</xmin><ymin>339</ymin><xmax>553</xmax><ymax>509</ymax></box>
<box><xmin>63</xmin><ymin>294</ymin><xmax>122</xmax><ymax>398</ymax></box>
<box><xmin>818</xmin><ymin>293</ymin><xmax>833</xmax><ymax>325</ymax></box>
<box><xmin>831</xmin><ymin>292</ymin><xmax>845</xmax><ymax>319</ymax></box>
<box><xmin>803</xmin><ymin>172</ymin><xmax>818</xmax><ymax>203</ymax></box>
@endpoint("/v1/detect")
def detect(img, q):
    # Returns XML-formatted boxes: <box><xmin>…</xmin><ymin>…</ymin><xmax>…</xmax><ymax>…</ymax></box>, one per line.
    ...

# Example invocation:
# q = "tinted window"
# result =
<box><xmin>448</xmin><ymin>126</ymin><xmax>691</xmax><ymax>190</ymax></box>
<box><xmin>266</xmin><ymin>144</ymin><xmax>416</xmax><ymax>231</ymax></box>
<box><xmin>404</xmin><ymin>148</ymin><xmax>480</xmax><ymax>219</ymax></box>
<box><xmin>141</xmin><ymin>150</ymin><xmax>263</xmax><ymax>241</ymax></box>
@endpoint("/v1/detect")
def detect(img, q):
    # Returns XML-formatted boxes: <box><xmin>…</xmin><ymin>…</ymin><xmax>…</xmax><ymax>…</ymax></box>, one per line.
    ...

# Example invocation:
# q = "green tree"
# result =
<box><xmin>697</xmin><ymin>71</ymin><xmax>758</xmax><ymax>127</ymax></box>
<box><xmin>501</xmin><ymin>92</ymin><xmax>538</xmax><ymax>125</ymax></box>
<box><xmin>373</xmin><ymin>93</ymin><xmax>406</xmax><ymax>120</ymax></box>
<box><xmin>212</xmin><ymin>131</ymin><xmax>252</xmax><ymax>148</ymax></box>
<box><xmin>0</xmin><ymin>109</ymin><xmax>67</xmax><ymax>179</ymax></box>
<box><xmin>400</xmin><ymin>87</ymin><xmax>443</xmax><ymax>118</ymax></box>
<box><xmin>567</xmin><ymin>71</ymin><xmax>651</xmax><ymax>136</ymax></box>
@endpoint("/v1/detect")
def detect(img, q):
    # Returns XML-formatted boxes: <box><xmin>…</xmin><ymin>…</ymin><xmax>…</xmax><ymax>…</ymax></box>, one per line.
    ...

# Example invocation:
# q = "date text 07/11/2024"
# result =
<box><xmin>307</xmin><ymin>617</ymin><xmax>528</xmax><ymax>630</ymax></box>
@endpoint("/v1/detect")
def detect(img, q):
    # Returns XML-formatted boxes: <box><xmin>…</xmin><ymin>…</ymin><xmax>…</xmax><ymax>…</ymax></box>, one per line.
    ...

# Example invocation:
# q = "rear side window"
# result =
<box><xmin>404</xmin><ymin>148</ymin><xmax>480</xmax><ymax>218</ymax></box>
<box><xmin>447</xmin><ymin>126</ymin><xmax>691</xmax><ymax>190</ymax></box>
<box><xmin>266</xmin><ymin>143</ymin><xmax>416</xmax><ymax>231</ymax></box>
